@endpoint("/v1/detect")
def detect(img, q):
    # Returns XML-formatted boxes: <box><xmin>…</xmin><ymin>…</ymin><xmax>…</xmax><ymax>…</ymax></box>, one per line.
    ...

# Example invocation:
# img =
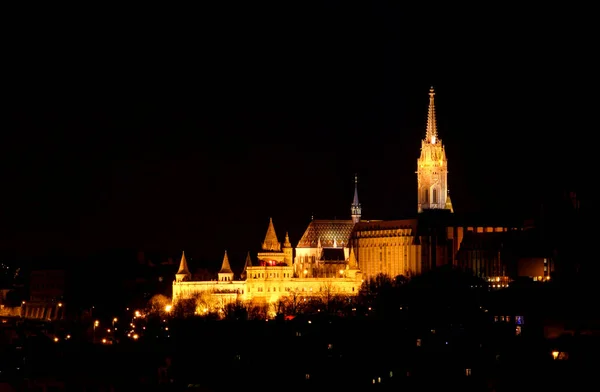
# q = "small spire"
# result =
<box><xmin>177</xmin><ymin>250</ymin><xmax>190</xmax><ymax>275</ymax></box>
<box><xmin>219</xmin><ymin>250</ymin><xmax>233</xmax><ymax>274</ymax></box>
<box><xmin>241</xmin><ymin>251</ymin><xmax>252</xmax><ymax>280</ymax></box>
<box><xmin>425</xmin><ymin>86</ymin><xmax>438</xmax><ymax>144</ymax></box>
<box><xmin>244</xmin><ymin>251</ymin><xmax>253</xmax><ymax>268</ymax></box>
<box><xmin>445</xmin><ymin>190</ymin><xmax>454</xmax><ymax>213</ymax></box>
<box><xmin>348</xmin><ymin>247</ymin><xmax>358</xmax><ymax>269</ymax></box>
<box><xmin>283</xmin><ymin>232</ymin><xmax>292</xmax><ymax>248</ymax></box>
<box><xmin>351</xmin><ymin>174</ymin><xmax>361</xmax><ymax>224</ymax></box>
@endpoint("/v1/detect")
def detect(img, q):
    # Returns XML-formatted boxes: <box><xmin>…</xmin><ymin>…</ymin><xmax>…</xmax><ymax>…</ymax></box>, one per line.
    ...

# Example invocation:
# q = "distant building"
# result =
<box><xmin>172</xmin><ymin>87</ymin><xmax>547</xmax><ymax>308</ymax></box>
<box><xmin>23</xmin><ymin>269</ymin><xmax>66</xmax><ymax>320</ymax></box>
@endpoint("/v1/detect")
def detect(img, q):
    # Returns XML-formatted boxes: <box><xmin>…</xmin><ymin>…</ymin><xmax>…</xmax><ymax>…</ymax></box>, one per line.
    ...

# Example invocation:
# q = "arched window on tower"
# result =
<box><xmin>423</xmin><ymin>189</ymin><xmax>429</xmax><ymax>203</ymax></box>
<box><xmin>432</xmin><ymin>188</ymin><xmax>438</xmax><ymax>204</ymax></box>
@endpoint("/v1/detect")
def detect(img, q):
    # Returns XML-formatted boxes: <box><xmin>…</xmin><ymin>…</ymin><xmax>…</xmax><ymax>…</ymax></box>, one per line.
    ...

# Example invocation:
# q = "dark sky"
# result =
<box><xmin>2</xmin><ymin>4</ymin><xmax>593</xmax><ymax>271</ymax></box>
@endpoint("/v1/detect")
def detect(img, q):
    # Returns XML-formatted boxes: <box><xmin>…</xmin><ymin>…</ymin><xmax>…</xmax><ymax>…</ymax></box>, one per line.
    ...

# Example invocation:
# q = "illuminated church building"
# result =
<box><xmin>172</xmin><ymin>87</ymin><xmax>524</xmax><ymax>306</ymax></box>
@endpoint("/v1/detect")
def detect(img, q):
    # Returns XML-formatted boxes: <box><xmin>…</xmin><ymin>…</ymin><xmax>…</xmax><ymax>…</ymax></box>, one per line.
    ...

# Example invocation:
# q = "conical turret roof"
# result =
<box><xmin>348</xmin><ymin>247</ymin><xmax>358</xmax><ymax>269</ymax></box>
<box><xmin>244</xmin><ymin>251</ymin><xmax>253</xmax><ymax>269</ymax></box>
<box><xmin>445</xmin><ymin>191</ymin><xmax>454</xmax><ymax>213</ymax></box>
<box><xmin>219</xmin><ymin>250</ymin><xmax>233</xmax><ymax>274</ymax></box>
<box><xmin>177</xmin><ymin>251</ymin><xmax>190</xmax><ymax>275</ymax></box>
<box><xmin>262</xmin><ymin>217</ymin><xmax>281</xmax><ymax>251</ymax></box>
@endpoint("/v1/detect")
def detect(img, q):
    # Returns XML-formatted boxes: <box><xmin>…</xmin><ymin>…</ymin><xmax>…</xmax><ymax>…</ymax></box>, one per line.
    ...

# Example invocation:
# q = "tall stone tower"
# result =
<box><xmin>417</xmin><ymin>87</ymin><xmax>453</xmax><ymax>213</ymax></box>
<box><xmin>351</xmin><ymin>174</ymin><xmax>361</xmax><ymax>224</ymax></box>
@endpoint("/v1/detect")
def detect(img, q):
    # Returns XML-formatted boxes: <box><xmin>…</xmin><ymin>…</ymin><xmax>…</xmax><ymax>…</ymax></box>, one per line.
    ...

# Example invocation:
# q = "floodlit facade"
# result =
<box><xmin>173</xmin><ymin>87</ymin><xmax>524</xmax><ymax>306</ymax></box>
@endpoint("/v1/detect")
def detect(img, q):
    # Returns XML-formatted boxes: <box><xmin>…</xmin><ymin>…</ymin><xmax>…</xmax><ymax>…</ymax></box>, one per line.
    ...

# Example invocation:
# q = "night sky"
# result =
<box><xmin>2</xmin><ymin>4</ymin><xmax>592</xmax><ymax>272</ymax></box>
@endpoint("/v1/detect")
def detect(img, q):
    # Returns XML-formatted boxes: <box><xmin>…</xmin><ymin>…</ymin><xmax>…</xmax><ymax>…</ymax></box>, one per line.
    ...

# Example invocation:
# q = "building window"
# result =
<box><xmin>432</xmin><ymin>188</ymin><xmax>438</xmax><ymax>204</ymax></box>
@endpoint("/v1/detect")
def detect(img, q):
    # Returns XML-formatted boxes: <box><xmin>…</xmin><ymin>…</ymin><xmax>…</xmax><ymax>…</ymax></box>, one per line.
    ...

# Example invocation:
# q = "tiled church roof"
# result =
<box><xmin>296</xmin><ymin>220</ymin><xmax>355</xmax><ymax>248</ymax></box>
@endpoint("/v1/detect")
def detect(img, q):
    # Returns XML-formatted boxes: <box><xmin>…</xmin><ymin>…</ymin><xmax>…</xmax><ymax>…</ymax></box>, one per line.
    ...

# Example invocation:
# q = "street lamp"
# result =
<box><xmin>112</xmin><ymin>317</ymin><xmax>118</xmax><ymax>328</ymax></box>
<box><xmin>93</xmin><ymin>320</ymin><xmax>99</xmax><ymax>343</ymax></box>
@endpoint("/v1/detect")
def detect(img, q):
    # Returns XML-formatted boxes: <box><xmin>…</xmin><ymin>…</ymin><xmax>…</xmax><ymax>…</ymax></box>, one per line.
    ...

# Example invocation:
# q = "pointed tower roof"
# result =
<box><xmin>445</xmin><ymin>190</ymin><xmax>454</xmax><ymax>213</ymax></box>
<box><xmin>262</xmin><ymin>217</ymin><xmax>281</xmax><ymax>251</ymax></box>
<box><xmin>348</xmin><ymin>247</ymin><xmax>358</xmax><ymax>269</ymax></box>
<box><xmin>351</xmin><ymin>174</ymin><xmax>362</xmax><ymax>223</ymax></box>
<box><xmin>241</xmin><ymin>251</ymin><xmax>252</xmax><ymax>280</ymax></box>
<box><xmin>177</xmin><ymin>251</ymin><xmax>190</xmax><ymax>275</ymax></box>
<box><xmin>425</xmin><ymin>86</ymin><xmax>438</xmax><ymax>144</ymax></box>
<box><xmin>352</xmin><ymin>173</ymin><xmax>360</xmax><ymax>206</ymax></box>
<box><xmin>244</xmin><ymin>251</ymin><xmax>253</xmax><ymax>268</ymax></box>
<box><xmin>219</xmin><ymin>250</ymin><xmax>233</xmax><ymax>274</ymax></box>
<box><xmin>283</xmin><ymin>232</ymin><xmax>292</xmax><ymax>248</ymax></box>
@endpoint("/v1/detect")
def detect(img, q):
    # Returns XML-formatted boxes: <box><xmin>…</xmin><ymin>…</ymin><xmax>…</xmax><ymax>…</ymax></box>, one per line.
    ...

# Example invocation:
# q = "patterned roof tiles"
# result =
<box><xmin>296</xmin><ymin>219</ymin><xmax>355</xmax><ymax>248</ymax></box>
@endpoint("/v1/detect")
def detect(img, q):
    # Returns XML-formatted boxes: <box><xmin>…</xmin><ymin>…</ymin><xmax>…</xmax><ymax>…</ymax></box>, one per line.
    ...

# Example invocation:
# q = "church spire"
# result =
<box><xmin>417</xmin><ymin>86</ymin><xmax>450</xmax><ymax>213</ymax></box>
<box><xmin>425</xmin><ymin>86</ymin><xmax>438</xmax><ymax>144</ymax></box>
<box><xmin>351</xmin><ymin>174</ymin><xmax>362</xmax><ymax>224</ymax></box>
<box><xmin>175</xmin><ymin>251</ymin><xmax>191</xmax><ymax>282</ymax></box>
<box><xmin>261</xmin><ymin>217</ymin><xmax>281</xmax><ymax>251</ymax></box>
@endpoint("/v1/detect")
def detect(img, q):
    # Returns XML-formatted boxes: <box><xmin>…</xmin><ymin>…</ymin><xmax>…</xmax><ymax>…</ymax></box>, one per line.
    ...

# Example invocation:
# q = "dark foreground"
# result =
<box><xmin>1</xmin><ymin>316</ymin><xmax>597</xmax><ymax>391</ymax></box>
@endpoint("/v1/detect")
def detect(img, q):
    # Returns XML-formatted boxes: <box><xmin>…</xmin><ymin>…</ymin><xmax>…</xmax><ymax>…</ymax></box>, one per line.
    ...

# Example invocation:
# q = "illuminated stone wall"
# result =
<box><xmin>351</xmin><ymin>220</ymin><xmax>422</xmax><ymax>279</ymax></box>
<box><xmin>173</xmin><ymin>264</ymin><xmax>362</xmax><ymax>306</ymax></box>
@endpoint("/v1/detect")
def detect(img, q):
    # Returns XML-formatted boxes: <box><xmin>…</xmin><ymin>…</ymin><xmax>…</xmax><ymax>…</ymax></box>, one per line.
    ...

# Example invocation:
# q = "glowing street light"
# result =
<box><xmin>165</xmin><ymin>305</ymin><xmax>172</xmax><ymax>313</ymax></box>
<box><xmin>93</xmin><ymin>320</ymin><xmax>100</xmax><ymax>343</ymax></box>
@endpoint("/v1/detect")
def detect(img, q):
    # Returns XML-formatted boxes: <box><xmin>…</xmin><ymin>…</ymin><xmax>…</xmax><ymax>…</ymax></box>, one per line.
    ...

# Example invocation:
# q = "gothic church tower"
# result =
<box><xmin>417</xmin><ymin>87</ymin><xmax>453</xmax><ymax>213</ymax></box>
